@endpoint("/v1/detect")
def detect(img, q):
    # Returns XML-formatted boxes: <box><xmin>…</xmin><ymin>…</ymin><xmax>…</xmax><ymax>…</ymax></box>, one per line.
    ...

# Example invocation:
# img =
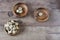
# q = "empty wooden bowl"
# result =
<box><xmin>34</xmin><ymin>8</ymin><xmax>49</xmax><ymax>22</ymax></box>
<box><xmin>13</xmin><ymin>3</ymin><xmax>28</xmax><ymax>17</ymax></box>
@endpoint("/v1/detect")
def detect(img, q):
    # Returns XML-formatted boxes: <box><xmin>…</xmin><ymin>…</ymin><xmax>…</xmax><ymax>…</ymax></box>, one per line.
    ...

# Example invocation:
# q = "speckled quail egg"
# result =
<box><xmin>38</xmin><ymin>12</ymin><xmax>43</xmax><ymax>16</ymax></box>
<box><xmin>4</xmin><ymin>20</ymin><xmax>20</xmax><ymax>36</ymax></box>
<box><xmin>16</xmin><ymin>7</ymin><xmax>23</xmax><ymax>14</ymax></box>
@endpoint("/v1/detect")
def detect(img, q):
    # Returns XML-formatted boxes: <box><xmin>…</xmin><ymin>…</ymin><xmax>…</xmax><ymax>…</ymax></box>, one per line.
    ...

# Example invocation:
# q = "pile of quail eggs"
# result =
<box><xmin>4</xmin><ymin>20</ymin><xmax>20</xmax><ymax>35</ymax></box>
<box><xmin>16</xmin><ymin>7</ymin><xmax>23</xmax><ymax>14</ymax></box>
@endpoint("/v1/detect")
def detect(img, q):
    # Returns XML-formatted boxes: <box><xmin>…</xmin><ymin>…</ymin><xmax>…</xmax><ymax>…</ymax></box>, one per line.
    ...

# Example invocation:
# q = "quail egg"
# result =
<box><xmin>16</xmin><ymin>7</ymin><xmax>23</xmax><ymax>14</ymax></box>
<box><xmin>4</xmin><ymin>20</ymin><xmax>20</xmax><ymax>35</ymax></box>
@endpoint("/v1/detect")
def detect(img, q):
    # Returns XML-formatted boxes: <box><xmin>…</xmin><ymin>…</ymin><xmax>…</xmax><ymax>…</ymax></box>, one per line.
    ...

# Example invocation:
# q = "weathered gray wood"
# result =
<box><xmin>0</xmin><ymin>0</ymin><xmax>60</xmax><ymax>26</ymax></box>
<box><xmin>0</xmin><ymin>0</ymin><xmax>60</xmax><ymax>40</ymax></box>
<box><xmin>46</xmin><ymin>34</ymin><xmax>60</xmax><ymax>40</ymax></box>
<box><xmin>0</xmin><ymin>26</ymin><xmax>47</xmax><ymax>40</ymax></box>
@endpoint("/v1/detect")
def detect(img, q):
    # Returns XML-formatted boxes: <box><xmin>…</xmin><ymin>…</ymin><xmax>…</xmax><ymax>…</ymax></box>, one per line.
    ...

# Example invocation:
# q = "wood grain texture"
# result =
<box><xmin>0</xmin><ymin>0</ymin><xmax>60</xmax><ymax>26</ymax></box>
<box><xmin>0</xmin><ymin>0</ymin><xmax>60</xmax><ymax>40</ymax></box>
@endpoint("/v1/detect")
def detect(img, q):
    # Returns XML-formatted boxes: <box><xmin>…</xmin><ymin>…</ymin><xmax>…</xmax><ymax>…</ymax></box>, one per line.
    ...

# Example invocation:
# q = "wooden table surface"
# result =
<box><xmin>0</xmin><ymin>0</ymin><xmax>60</xmax><ymax>40</ymax></box>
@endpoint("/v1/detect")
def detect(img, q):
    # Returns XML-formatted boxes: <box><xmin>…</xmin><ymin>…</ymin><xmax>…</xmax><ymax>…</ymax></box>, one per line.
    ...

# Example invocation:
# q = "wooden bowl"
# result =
<box><xmin>34</xmin><ymin>8</ymin><xmax>49</xmax><ymax>22</ymax></box>
<box><xmin>13</xmin><ymin>3</ymin><xmax>28</xmax><ymax>17</ymax></box>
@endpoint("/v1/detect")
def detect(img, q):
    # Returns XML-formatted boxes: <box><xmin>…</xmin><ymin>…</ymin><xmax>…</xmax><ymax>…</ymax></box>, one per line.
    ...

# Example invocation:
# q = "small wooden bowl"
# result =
<box><xmin>34</xmin><ymin>8</ymin><xmax>49</xmax><ymax>22</ymax></box>
<box><xmin>13</xmin><ymin>3</ymin><xmax>28</xmax><ymax>17</ymax></box>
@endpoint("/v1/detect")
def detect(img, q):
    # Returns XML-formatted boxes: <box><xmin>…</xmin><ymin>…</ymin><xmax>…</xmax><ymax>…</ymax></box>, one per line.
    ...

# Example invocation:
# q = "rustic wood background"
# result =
<box><xmin>0</xmin><ymin>0</ymin><xmax>60</xmax><ymax>40</ymax></box>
